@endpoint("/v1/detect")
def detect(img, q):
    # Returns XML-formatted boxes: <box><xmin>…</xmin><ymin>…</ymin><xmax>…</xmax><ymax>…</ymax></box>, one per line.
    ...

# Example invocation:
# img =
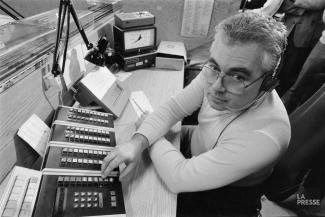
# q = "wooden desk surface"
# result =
<box><xmin>115</xmin><ymin>67</ymin><xmax>184</xmax><ymax>217</ymax></box>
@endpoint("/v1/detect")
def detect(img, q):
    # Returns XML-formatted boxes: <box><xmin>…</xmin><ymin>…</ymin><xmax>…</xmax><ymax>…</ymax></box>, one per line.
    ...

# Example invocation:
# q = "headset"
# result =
<box><xmin>240</xmin><ymin>0</ymin><xmax>283</xmax><ymax>93</ymax></box>
<box><xmin>259</xmin><ymin>71</ymin><xmax>280</xmax><ymax>92</ymax></box>
<box><xmin>259</xmin><ymin>54</ymin><xmax>282</xmax><ymax>93</ymax></box>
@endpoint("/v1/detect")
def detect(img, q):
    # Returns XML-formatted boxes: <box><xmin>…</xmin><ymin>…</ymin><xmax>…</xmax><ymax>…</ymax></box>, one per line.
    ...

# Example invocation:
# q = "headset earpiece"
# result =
<box><xmin>260</xmin><ymin>74</ymin><xmax>279</xmax><ymax>92</ymax></box>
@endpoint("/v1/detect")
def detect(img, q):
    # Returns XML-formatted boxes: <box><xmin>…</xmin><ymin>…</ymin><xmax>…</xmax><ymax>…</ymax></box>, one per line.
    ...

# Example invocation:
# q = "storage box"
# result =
<box><xmin>156</xmin><ymin>41</ymin><xmax>187</xmax><ymax>71</ymax></box>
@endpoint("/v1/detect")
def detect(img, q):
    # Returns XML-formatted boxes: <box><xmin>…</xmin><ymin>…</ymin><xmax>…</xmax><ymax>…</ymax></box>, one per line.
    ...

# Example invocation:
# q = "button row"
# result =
<box><xmin>3</xmin><ymin>176</ymin><xmax>39</xmax><ymax>217</ymax></box>
<box><xmin>62</xmin><ymin>148</ymin><xmax>109</xmax><ymax>156</ymax></box>
<box><xmin>64</xmin><ymin>133</ymin><xmax>110</xmax><ymax>144</ymax></box>
<box><xmin>68</xmin><ymin>115</ymin><xmax>110</xmax><ymax>125</ymax></box>
<box><xmin>57</xmin><ymin>176</ymin><xmax>116</xmax><ymax>187</ymax></box>
<box><xmin>60</xmin><ymin>157</ymin><xmax>103</xmax><ymax>165</ymax></box>
<box><xmin>61</xmin><ymin>147</ymin><xmax>109</xmax><ymax>158</ymax></box>
<box><xmin>69</xmin><ymin>108</ymin><xmax>111</xmax><ymax>118</ymax></box>
<box><xmin>66</xmin><ymin>126</ymin><xmax>111</xmax><ymax>136</ymax></box>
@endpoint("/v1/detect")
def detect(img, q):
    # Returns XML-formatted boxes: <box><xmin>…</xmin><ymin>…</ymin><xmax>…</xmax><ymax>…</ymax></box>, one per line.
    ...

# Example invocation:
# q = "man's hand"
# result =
<box><xmin>101</xmin><ymin>133</ymin><xmax>149</xmax><ymax>181</ymax></box>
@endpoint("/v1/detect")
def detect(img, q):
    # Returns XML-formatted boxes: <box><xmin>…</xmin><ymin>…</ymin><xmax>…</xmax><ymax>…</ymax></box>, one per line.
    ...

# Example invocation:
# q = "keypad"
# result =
<box><xmin>1</xmin><ymin>175</ymin><xmax>39</xmax><ymax>217</ymax></box>
<box><xmin>64</xmin><ymin>126</ymin><xmax>111</xmax><ymax>145</ymax></box>
<box><xmin>59</xmin><ymin>147</ymin><xmax>108</xmax><ymax>170</ymax></box>
<box><xmin>57</xmin><ymin>175</ymin><xmax>117</xmax><ymax>188</ymax></box>
<box><xmin>71</xmin><ymin>190</ymin><xmax>118</xmax><ymax>209</ymax></box>
<box><xmin>67</xmin><ymin>108</ymin><xmax>112</xmax><ymax>126</ymax></box>
<box><xmin>55</xmin><ymin>176</ymin><xmax>119</xmax><ymax>209</ymax></box>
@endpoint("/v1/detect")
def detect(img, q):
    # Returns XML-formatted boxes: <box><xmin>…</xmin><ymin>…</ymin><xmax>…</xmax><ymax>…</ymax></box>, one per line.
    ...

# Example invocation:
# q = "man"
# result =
<box><xmin>281</xmin><ymin>5</ymin><xmax>325</xmax><ymax>113</ymax></box>
<box><xmin>250</xmin><ymin>0</ymin><xmax>325</xmax><ymax>96</ymax></box>
<box><xmin>102</xmin><ymin>12</ymin><xmax>290</xmax><ymax>216</ymax></box>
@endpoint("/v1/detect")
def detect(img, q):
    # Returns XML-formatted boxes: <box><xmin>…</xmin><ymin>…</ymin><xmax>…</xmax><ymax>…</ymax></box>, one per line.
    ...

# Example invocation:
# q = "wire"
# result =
<box><xmin>212</xmin><ymin>107</ymin><xmax>250</xmax><ymax>150</ymax></box>
<box><xmin>41</xmin><ymin>72</ymin><xmax>55</xmax><ymax>111</ymax></box>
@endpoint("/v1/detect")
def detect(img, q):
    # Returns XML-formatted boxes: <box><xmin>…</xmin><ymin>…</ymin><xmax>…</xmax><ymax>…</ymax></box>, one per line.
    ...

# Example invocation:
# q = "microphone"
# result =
<box><xmin>84</xmin><ymin>37</ymin><xmax>109</xmax><ymax>66</ymax></box>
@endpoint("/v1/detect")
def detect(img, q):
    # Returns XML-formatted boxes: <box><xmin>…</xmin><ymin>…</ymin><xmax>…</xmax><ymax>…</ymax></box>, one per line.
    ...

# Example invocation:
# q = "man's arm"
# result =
<box><xmin>249</xmin><ymin>0</ymin><xmax>285</xmax><ymax>16</ymax></box>
<box><xmin>149</xmin><ymin>131</ymin><xmax>283</xmax><ymax>193</ymax></box>
<box><xmin>136</xmin><ymin>72</ymin><xmax>205</xmax><ymax>145</ymax></box>
<box><xmin>102</xmin><ymin>72</ymin><xmax>205</xmax><ymax>179</ymax></box>
<box><xmin>294</xmin><ymin>0</ymin><xmax>325</xmax><ymax>10</ymax></box>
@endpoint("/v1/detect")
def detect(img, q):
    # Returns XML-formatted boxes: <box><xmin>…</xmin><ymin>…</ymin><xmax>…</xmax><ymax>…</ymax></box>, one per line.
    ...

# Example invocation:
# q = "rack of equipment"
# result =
<box><xmin>113</xmin><ymin>11</ymin><xmax>157</xmax><ymax>71</ymax></box>
<box><xmin>0</xmin><ymin>105</ymin><xmax>126</xmax><ymax>217</ymax></box>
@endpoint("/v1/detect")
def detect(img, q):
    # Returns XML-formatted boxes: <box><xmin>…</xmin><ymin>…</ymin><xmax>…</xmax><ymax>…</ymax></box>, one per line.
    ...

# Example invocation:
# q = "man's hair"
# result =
<box><xmin>215</xmin><ymin>12</ymin><xmax>287</xmax><ymax>75</ymax></box>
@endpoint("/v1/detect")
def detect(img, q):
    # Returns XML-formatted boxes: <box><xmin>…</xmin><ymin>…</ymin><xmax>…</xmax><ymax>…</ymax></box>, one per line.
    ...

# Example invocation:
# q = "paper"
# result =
<box><xmin>115</xmin><ymin>72</ymin><xmax>132</xmax><ymax>82</ymax></box>
<box><xmin>80</xmin><ymin>66</ymin><xmax>117</xmax><ymax>100</ymax></box>
<box><xmin>181</xmin><ymin>0</ymin><xmax>214</xmax><ymax>37</ymax></box>
<box><xmin>129</xmin><ymin>91</ymin><xmax>154</xmax><ymax>117</ymax></box>
<box><xmin>17</xmin><ymin>114</ymin><xmax>50</xmax><ymax>157</ymax></box>
<box><xmin>61</xmin><ymin>43</ymin><xmax>86</xmax><ymax>89</ymax></box>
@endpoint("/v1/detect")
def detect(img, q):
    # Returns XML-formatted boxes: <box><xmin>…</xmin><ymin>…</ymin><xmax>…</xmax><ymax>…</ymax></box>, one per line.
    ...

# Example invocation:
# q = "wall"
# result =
<box><xmin>0</xmin><ymin>0</ymin><xmax>88</xmax><ymax>18</ymax></box>
<box><xmin>120</xmin><ymin>0</ymin><xmax>241</xmax><ymax>52</ymax></box>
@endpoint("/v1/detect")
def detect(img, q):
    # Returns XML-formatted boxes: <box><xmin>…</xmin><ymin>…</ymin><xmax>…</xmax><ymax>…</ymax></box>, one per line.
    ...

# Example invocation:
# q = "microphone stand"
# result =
<box><xmin>51</xmin><ymin>0</ymin><xmax>94</xmax><ymax>91</ymax></box>
<box><xmin>0</xmin><ymin>0</ymin><xmax>24</xmax><ymax>20</ymax></box>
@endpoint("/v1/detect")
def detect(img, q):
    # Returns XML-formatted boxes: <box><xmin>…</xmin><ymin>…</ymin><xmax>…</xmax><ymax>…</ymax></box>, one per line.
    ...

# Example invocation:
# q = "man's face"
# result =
<box><xmin>204</xmin><ymin>31</ymin><xmax>266</xmax><ymax>111</ymax></box>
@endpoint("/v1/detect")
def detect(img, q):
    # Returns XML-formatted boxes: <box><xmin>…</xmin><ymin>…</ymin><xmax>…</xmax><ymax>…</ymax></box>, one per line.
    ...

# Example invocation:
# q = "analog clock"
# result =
<box><xmin>124</xmin><ymin>28</ymin><xmax>155</xmax><ymax>50</ymax></box>
<box><xmin>113</xmin><ymin>25</ymin><xmax>157</xmax><ymax>54</ymax></box>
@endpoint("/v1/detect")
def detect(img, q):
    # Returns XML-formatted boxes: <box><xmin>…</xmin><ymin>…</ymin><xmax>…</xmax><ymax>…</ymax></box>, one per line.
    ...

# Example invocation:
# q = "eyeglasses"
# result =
<box><xmin>202</xmin><ymin>62</ymin><xmax>266</xmax><ymax>94</ymax></box>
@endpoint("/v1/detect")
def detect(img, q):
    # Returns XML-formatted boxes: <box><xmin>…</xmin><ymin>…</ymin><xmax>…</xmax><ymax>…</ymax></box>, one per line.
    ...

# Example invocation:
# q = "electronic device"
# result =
<box><xmin>114</xmin><ymin>11</ymin><xmax>155</xmax><ymax>28</ymax></box>
<box><xmin>33</xmin><ymin>172</ymin><xmax>125</xmax><ymax>217</ymax></box>
<box><xmin>48</xmin><ymin>122</ymin><xmax>116</xmax><ymax>148</ymax></box>
<box><xmin>53</xmin><ymin>105</ymin><xmax>115</xmax><ymax>128</ymax></box>
<box><xmin>116</xmin><ymin>49</ymin><xmax>157</xmax><ymax>72</ymax></box>
<box><xmin>0</xmin><ymin>167</ymin><xmax>42</xmax><ymax>217</ymax></box>
<box><xmin>113</xmin><ymin>25</ymin><xmax>157</xmax><ymax>54</ymax></box>
<box><xmin>0</xmin><ymin>167</ymin><xmax>126</xmax><ymax>217</ymax></box>
<box><xmin>75</xmin><ymin>67</ymin><xmax>130</xmax><ymax>118</ymax></box>
<box><xmin>42</xmin><ymin>144</ymin><xmax>119</xmax><ymax>175</ymax></box>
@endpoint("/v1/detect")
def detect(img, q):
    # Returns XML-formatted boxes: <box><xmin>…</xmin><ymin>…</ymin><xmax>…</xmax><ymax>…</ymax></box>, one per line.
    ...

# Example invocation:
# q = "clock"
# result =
<box><xmin>113</xmin><ymin>25</ymin><xmax>157</xmax><ymax>54</ymax></box>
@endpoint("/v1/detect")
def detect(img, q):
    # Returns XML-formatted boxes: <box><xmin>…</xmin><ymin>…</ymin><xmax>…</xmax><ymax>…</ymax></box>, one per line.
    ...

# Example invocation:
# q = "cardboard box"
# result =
<box><xmin>156</xmin><ymin>41</ymin><xmax>187</xmax><ymax>71</ymax></box>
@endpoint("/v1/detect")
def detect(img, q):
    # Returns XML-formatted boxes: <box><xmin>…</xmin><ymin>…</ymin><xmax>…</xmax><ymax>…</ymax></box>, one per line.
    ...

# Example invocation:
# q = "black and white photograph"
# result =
<box><xmin>0</xmin><ymin>0</ymin><xmax>324</xmax><ymax>216</ymax></box>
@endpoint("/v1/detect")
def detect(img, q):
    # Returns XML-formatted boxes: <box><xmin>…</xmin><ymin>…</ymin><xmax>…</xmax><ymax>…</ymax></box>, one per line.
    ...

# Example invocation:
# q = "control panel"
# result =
<box><xmin>33</xmin><ymin>174</ymin><xmax>125</xmax><ymax>217</ymax></box>
<box><xmin>43</xmin><ymin>146</ymin><xmax>118</xmax><ymax>173</ymax></box>
<box><xmin>53</xmin><ymin>106</ymin><xmax>114</xmax><ymax>128</ymax></box>
<box><xmin>0</xmin><ymin>167</ymin><xmax>42</xmax><ymax>217</ymax></box>
<box><xmin>0</xmin><ymin>104</ymin><xmax>126</xmax><ymax>217</ymax></box>
<box><xmin>49</xmin><ymin>123</ymin><xmax>116</xmax><ymax>148</ymax></box>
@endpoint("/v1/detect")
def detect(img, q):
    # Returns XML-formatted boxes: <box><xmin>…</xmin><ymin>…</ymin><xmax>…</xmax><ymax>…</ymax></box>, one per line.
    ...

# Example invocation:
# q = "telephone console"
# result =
<box><xmin>0</xmin><ymin>167</ymin><xmax>126</xmax><ymax>217</ymax></box>
<box><xmin>33</xmin><ymin>173</ymin><xmax>125</xmax><ymax>217</ymax></box>
<box><xmin>53</xmin><ymin>106</ymin><xmax>114</xmax><ymax>128</ymax></box>
<box><xmin>42</xmin><ymin>145</ymin><xmax>119</xmax><ymax>174</ymax></box>
<box><xmin>49</xmin><ymin>123</ymin><xmax>116</xmax><ymax>148</ymax></box>
<box><xmin>0</xmin><ymin>167</ymin><xmax>42</xmax><ymax>217</ymax></box>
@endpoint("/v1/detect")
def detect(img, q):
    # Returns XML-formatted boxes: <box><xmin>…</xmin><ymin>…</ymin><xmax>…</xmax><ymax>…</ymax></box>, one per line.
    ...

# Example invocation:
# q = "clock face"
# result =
<box><xmin>124</xmin><ymin>28</ymin><xmax>155</xmax><ymax>51</ymax></box>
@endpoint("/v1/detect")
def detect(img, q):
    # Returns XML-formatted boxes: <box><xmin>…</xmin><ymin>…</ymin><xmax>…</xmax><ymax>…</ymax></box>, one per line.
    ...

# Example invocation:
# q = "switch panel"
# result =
<box><xmin>54</xmin><ymin>106</ymin><xmax>114</xmax><ymax>128</ymax></box>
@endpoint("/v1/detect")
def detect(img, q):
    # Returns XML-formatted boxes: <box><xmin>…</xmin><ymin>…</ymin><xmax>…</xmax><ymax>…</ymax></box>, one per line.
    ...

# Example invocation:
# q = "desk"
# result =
<box><xmin>115</xmin><ymin>67</ymin><xmax>183</xmax><ymax>217</ymax></box>
<box><xmin>0</xmin><ymin>66</ymin><xmax>184</xmax><ymax>217</ymax></box>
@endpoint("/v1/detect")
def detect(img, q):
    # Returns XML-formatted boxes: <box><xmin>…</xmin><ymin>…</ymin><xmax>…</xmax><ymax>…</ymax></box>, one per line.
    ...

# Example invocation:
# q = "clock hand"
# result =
<box><xmin>133</xmin><ymin>34</ymin><xmax>142</xmax><ymax>43</ymax></box>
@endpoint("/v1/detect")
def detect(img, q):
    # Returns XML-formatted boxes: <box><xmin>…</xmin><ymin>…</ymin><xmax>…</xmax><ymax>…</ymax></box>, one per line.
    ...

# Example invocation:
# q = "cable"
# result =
<box><xmin>212</xmin><ymin>107</ymin><xmax>250</xmax><ymax>149</ymax></box>
<box><xmin>41</xmin><ymin>72</ymin><xmax>55</xmax><ymax>111</ymax></box>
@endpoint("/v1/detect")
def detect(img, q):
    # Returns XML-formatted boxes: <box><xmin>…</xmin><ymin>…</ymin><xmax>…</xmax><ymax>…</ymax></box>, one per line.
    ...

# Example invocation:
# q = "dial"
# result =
<box><xmin>124</xmin><ymin>28</ymin><xmax>155</xmax><ymax>51</ymax></box>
